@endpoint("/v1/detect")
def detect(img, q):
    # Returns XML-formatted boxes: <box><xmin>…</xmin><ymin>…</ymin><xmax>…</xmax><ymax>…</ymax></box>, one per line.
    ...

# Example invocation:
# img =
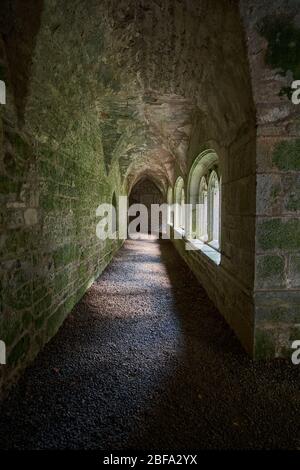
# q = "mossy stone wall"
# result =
<box><xmin>0</xmin><ymin>1</ymin><xmax>124</xmax><ymax>397</ymax></box>
<box><xmin>240</xmin><ymin>0</ymin><xmax>300</xmax><ymax>358</ymax></box>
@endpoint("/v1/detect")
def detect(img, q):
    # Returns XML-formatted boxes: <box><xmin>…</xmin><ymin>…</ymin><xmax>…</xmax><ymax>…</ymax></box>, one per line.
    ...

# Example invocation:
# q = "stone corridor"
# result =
<box><xmin>1</xmin><ymin>0</ymin><xmax>300</xmax><ymax>452</ymax></box>
<box><xmin>0</xmin><ymin>238</ymin><xmax>299</xmax><ymax>450</ymax></box>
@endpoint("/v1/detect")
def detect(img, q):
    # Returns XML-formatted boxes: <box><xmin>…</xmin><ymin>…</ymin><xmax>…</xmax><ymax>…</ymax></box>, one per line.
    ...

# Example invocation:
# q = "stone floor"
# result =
<box><xmin>0</xmin><ymin>238</ymin><xmax>300</xmax><ymax>449</ymax></box>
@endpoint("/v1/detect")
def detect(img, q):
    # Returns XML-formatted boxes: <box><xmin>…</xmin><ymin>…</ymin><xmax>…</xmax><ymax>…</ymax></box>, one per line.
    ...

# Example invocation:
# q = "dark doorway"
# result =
<box><xmin>129</xmin><ymin>178</ymin><xmax>164</xmax><ymax>235</ymax></box>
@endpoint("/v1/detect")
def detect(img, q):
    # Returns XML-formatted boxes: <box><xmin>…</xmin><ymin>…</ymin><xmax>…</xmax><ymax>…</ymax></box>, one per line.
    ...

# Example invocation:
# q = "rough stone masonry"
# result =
<box><xmin>0</xmin><ymin>0</ymin><xmax>299</xmax><ymax>398</ymax></box>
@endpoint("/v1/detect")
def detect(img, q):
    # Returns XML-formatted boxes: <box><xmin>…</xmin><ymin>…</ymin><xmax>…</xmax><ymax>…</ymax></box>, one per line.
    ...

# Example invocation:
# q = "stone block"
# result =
<box><xmin>272</xmin><ymin>139</ymin><xmax>300</xmax><ymax>171</ymax></box>
<box><xmin>289</xmin><ymin>255</ymin><xmax>300</xmax><ymax>288</ymax></box>
<box><xmin>256</xmin><ymin>254</ymin><xmax>286</xmax><ymax>288</ymax></box>
<box><xmin>257</xmin><ymin>218</ymin><xmax>300</xmax><ymax>251</ymax></box>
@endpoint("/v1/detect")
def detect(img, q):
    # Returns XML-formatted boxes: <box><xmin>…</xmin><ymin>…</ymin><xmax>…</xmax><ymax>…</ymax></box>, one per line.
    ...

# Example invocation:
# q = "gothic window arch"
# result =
<box><xmin>167</xmin><ymin>186</ymin><xmax>173</xmax><ymax>225</ymax></box>
<box><xmin>187</xmin><ymin>149</ymin><xmax>221</xmax><ymax>260</ymax></box>
<box><xmin>198</xmin><ymin>176</ymin><xmax>208</xmax><ymax>240</ymax></box>
<box><xmin>208</xmin><ymin>170</ymin><xmax>220</xmax><ymax>248</ymax></box>
<box><xmin>174</xmin><ymin>177</ymin><xmax>185</xmax><ymax>231</ymax></box>
<box><xmin>112</xmin><ymin>191</ymin><xmax>118</xmax><ymax>233</ymax></box>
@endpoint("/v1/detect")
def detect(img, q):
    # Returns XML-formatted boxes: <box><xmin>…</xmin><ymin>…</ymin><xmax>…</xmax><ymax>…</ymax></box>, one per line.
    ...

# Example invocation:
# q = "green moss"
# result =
<box><xmin>273</xmin><ymin>140</ymin><xmax>300</xmax><ymax>170</ymax></box>
<box><xmin>53</xmin><ymin>270</ymin><xmax>70</xmax><ymax>291</ymax></box>
<box><xmin>289</xmin><ymin>255</ymin><xmax>300</xmax><ymax>288</ymax></box>
<box><xmin>46</xmin><ymin>306</ymin><xmax>66</xmax><ymax>338</ymax></box>
<box><xmin>1</xmin><ymin>318</ymin><xmax>22</xmax><ymax>347</ymax></box>
<box><xmin>53</xmin><ymin>244</ymin><xmax>75</xmax><ymax>268</ymax></box>
<box><xmin>260</xmin><ymin>306</ymin><xmax>287</xmax><ymax>323</ymax></box>
<box><xmin>286</xmin><ymin>192</ymin><xmax>300</xmax><ymax>211</ymax></box>
<box><xmin>0</xmin><ymin>176</ymin><xmax>20</xmax><ymax>194</ymax></box>
<box><xmin>33</xmin><ymin>294</ymin><xmax>52</xmax><ymax>316</ymax></box>
<box><xmin>32</xmin><ymin>282</ymin><xmax>48</xmax><ymax>304</ymax></box>
<box><xmin>257</xmin><ymin>16</ymin><xmax>300</xmax><ymax>97</ymax></box>
<box><xmin>3</xmin><ymin>229</ymin><xmax>31</xmax><ymax>255</ymax></box>
<box><xmin>14</xmin><ymin>134</ymin><xmax>32</xmax><ymax>161</ymax></box>
<box><xmin>34</xmin><ymin>316</ymin><xmax>45</xmax><ymax>329</ymax></box>
<box><xmin>257</xmin><ymin>255</ymin><xmax>285</xmax><ymax>279</ymax></box>
<box><xmin>76</xmin><ymin>283</ymin><xmax>88</xmax><ymax>300</ymax></box>
<box><xmin>290</xmin><ymin>256</ymin><xmax>300</xmax><ymax>274</ymax></box>
<box><xmin>3</xmin><ymin>271</ymin><xmax>32</xmax><ymax>310</ymax></box>
<box><xmin>4</xmin><ymin>131</ymin><xmax>32</xmax><ymax>164</ymax></box>
<box><xmin>62</xmin><ymin>293</ymin><xmax>77</xmax><ymax>314</ymax></box>
<box><xmin>257</xmin><ymin>218</ymin><xmax>300</xmax><ymax>250</ymax></box>
<box><xmin>22</xmin><ymin>311</ymin><xmax>33</xmax><ymax>330</ymax></box>
<box><xmin>0</xmin><ymin>0</ymin><xmax>128</xmax><ymax>389</ymax></box>
<box><xmin>38</xmin><ymin>159</ymin><xmax>58</xmax><ymax>179</ymax></box>
<box><xmin>40</xmin><ymin>193</ymin><xmax>56</xmax><ymax>211</ymax></box>
<box><xmin>8</xmin><ymin>335</ymin><xmax>30</xmax><ymax>365</ymax></box>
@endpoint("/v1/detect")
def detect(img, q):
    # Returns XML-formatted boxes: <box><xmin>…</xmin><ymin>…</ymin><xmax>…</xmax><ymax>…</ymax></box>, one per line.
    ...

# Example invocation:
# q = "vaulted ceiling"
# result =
<box><xmin>2</xmin><ymin>0</ymin><xmax>255</xmax><ymax>194</ymax></box>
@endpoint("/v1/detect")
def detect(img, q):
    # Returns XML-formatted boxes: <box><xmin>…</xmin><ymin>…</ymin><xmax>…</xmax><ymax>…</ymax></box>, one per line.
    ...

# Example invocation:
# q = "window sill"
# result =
<box><xmin>207</xmin><ymin>239</ymin><xmax>219</xmax><ymax>250</ymax></box>
<box><xmin>174</xmin><ymin>226</ymin><xmax>185</xmax><ymax>236</ymax></box>
<box><xmin>184</xmin><ymin>238</ymin><xmax>221</xmax><ymax>266</ymax></box>
<box><xmin>170</xmin><ymin>225</ymin><xmax>220</xmax><ymax>266</ymax></box>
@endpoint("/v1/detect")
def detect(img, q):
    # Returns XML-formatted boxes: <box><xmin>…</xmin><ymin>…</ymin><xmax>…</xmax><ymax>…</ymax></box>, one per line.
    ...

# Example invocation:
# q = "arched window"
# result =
<box><xmin>167</xmin><ymin>186</ymin><xmax>173</xmax><ymax>225</ymax></box>
<box><xmin>112</xmin><ymin>191</ymin><xmax>118</xmax><ymax>233</ymax></box>
<box><xmin>198</xmin><ymin>177</ymin><xmax>208</xmax><ymax>240</ymax></box>
<box><xmin>180</xmin><ymin>187</ymin><xmax>185</xmax><ymax>229</ymax></box>
<box><xmin>208</xmin><ymin>171</ymin><xmax>220</xmax><ymax>248</ymax></box>
<box><xmin>174</xmin><ymin>177</ymin><xmax>185</xmax><ymax>231</ymax></box>
<box><xmin>186</xmin><ymin>149</ymin><xmax>221</xmax><ymax>263</ymax></box>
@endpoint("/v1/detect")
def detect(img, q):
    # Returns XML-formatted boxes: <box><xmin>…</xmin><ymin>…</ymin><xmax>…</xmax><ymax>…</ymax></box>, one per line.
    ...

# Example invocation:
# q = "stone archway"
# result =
<box><xmin>129</xmin><ymin>177</ymin><xmax>164</xmax><ymax>235</ymax></box>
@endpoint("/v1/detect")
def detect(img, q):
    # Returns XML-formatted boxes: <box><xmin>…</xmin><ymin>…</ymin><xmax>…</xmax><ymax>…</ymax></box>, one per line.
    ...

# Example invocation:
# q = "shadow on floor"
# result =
<box><xmin>122</xmin><ymin>240</ymin><xmax>300</xmax><ymax>450</ymax></box>
<box><xmin>0</xmin><ymin>239</ymin><xmax>299</xmax><ymax>450</ymax></box>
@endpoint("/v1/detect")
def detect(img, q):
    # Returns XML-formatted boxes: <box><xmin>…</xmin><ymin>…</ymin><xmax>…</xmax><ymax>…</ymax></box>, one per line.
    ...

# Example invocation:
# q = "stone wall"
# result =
<box><xmin>169</xmin><ymin>4</ymin><xmax>257</xmax><ymax>354</ymax></box>
<box><xmin>0</xmin><ymin>0</ymin><xmax>299</xmax><ymax>399</ymax></box>
<box><xmin>0</xmin><ymin>0</ymin><xmax>258</xmax><ymax>399</ymax></box>
<box><xmin>240</xmin><ymin>0</ymin><xmax>300</xmax><ymax>357</ymax></box>
<box><xmin>172</xmin><ymin>0</ymin><xmax>300</xmax><ymax>359</ymax></box>
<box><xmin>0</xmin><ymin>0</ymin><xmax>124</xmax><ymax>397</ymax></box>
<box><xmin>172</xmin><ymin>129</ymin><xmax>256</xmax><ymax>355</ymax></box>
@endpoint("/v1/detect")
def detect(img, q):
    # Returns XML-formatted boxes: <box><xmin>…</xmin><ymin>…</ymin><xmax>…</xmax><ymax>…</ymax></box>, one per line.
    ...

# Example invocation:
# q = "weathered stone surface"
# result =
<box><xmin>273</xmin><ymin>139</ymin><xmax>300</xmax><ymax>171</ymax></box>
<box><xmin>7</xmin><ymin>334</ymin><xmax>30</xmax><ymax>366</ymax></box>
<box><xmin>254</xmin><ymin>289</ymin><xmax>300</xmax><ymax>357</ymax></box>
<box><xmin>257</xmin><ymin>218</ymin><xmax>300</xmax><ymax>251</ymax></box>
<box><xmin>256</xmin><ymin>255</ymin><xmax>286</xmax><ymax>288</ymax></box>
<box><xmin>255</xmin><ymin>328</ymin><xmax>276</xmax><ymax>359</ymax></box>
<box><xmin>289</xmin><ymin>255</ymin><xmax>300</xmax><ymax>288</ymax></box>
<box><xmin>0</xmin><ymin>0</ymin><xmax>299</xmax><ymax>401</ymax></box>
<box><xmin>24</xmin><ymin>208</ymin><xmax>37</xmax><ymax>226</ymax></box>
<box><xmin>239</xmin><ymin>0</ymin><xmax>300</xmax><ymax>358</ymax></box>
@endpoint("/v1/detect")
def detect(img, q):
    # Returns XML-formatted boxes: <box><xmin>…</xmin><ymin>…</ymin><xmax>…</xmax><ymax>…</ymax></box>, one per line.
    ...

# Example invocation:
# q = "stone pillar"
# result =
<box><xmin>240</xmin><ymin>0</ymin><xmax>300</xmax><ymax>357</ymax></box>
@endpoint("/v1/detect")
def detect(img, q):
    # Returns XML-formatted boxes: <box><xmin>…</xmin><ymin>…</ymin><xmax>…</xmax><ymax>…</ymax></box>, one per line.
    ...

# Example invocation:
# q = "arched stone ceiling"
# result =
<box><xmin>93</xmin><ymin>0</ymin><xmax>254</xmax><ymax>188</ymax></box>
<box><xmin>4</xmin><ymin>0</ymin><xmax>254</xmax><ymax>193</ymax></box>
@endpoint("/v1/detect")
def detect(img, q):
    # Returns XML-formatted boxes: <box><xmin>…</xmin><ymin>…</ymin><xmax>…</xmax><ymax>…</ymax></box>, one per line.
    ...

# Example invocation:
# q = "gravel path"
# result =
<box><xmin>0</xmin><ymin>238</ymin><xmax>300</xmax><ymax>450</ymax></box>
